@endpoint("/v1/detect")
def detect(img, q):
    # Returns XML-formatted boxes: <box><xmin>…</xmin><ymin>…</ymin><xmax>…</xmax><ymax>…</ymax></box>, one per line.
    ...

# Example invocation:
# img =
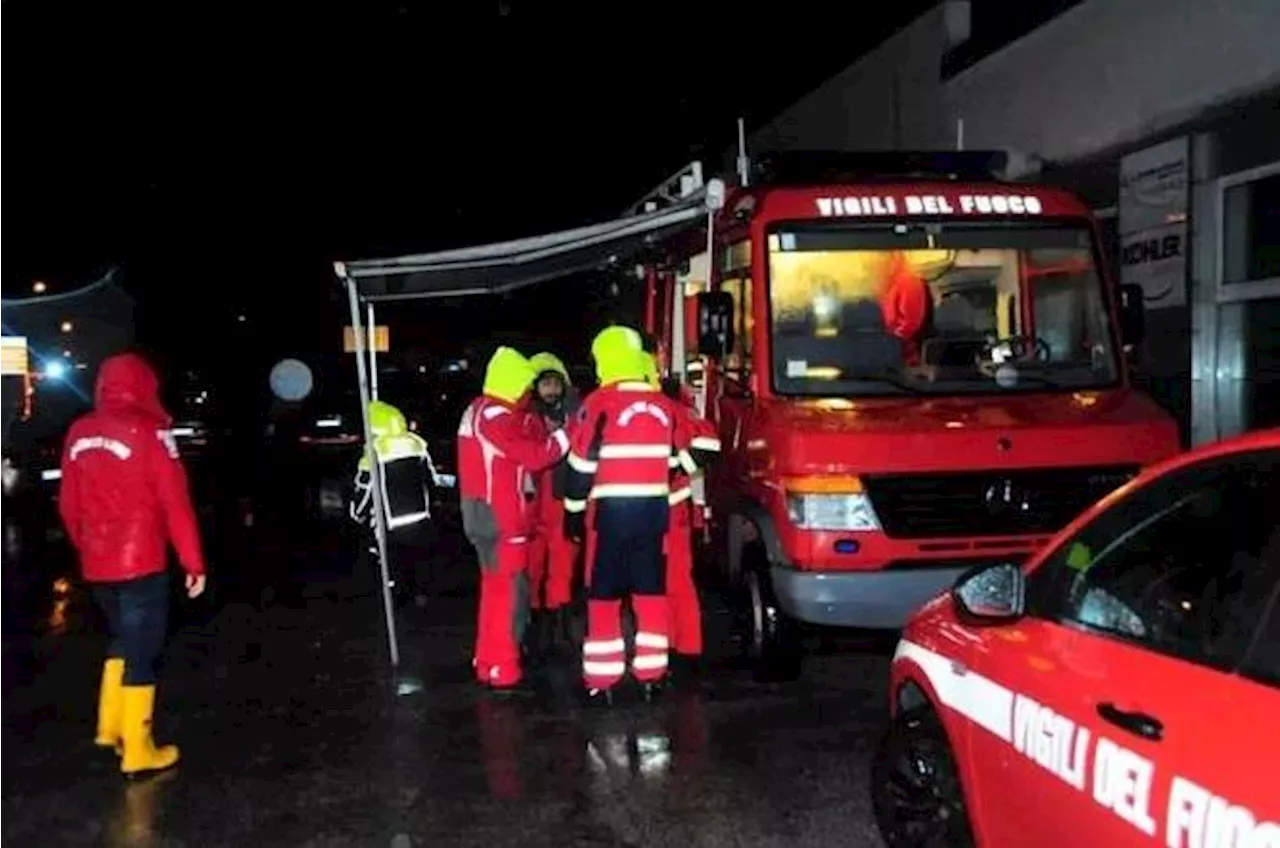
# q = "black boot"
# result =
<box><xmin>521</xmin><ymin>611</ymin><xmax>543</xmax><ymax>662</ymax></box>
<box><xmin>485</xmin><ymin>679</ymin><xmax>535</xmax><ymax>700</ymax></box>
<box><xmin>535</xmin><ymin>610</ymin><xmax>554</xmax><ymax>658</ymax></box>
<box><xmin>670</xmin><ymin>653</ymin><xmax>704</xmax><ymax>687</ymax></box>
<box><xmin>640</xmin><ymin>679</ymin><xmax>667</xmax><ymax>703</ymax></box>
<box><xmin>548</xmin><ymin>607</ymin><xmax>572</xmax><ymax>653</ymax></box>
<box><xmin>582</xmin><ymin>686</ymin><xmax>615</xmax><ymax>707</ymax></box>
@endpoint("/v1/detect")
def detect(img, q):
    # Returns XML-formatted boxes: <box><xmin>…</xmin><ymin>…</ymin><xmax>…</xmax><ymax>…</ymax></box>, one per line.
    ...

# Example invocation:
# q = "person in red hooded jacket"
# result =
<box><xmin>457</xmin><ymin>347</ymin><xmax>569</xmax><ymax>694</ymax></box>
<box><xmin>59</xmin><ymin>352</ymin><xmax>207</xmax><ymax>777</ymax></box>
<box><xmin>879</xmin><ymin>251</ymin><xmax>932</xmax><ymax>366</ymax></box>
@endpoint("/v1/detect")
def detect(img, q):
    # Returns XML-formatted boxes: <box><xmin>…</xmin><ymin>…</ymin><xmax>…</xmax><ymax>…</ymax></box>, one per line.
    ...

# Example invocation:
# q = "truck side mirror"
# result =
<box><xmin>696</xmin><ymin>291</ymin><xmax>735</xmax><ymax>359</ymax></box>
<box><xmin>1119</xmin><ymin>284</ymin><xmax>1145</xmax><ymax>348</ymax></box>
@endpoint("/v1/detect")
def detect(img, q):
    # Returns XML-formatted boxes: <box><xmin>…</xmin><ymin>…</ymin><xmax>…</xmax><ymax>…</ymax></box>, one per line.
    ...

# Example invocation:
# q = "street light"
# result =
<box><xmin>33</xmin><ymin>281</ymin><xmax>47</xmax><ymax>294</ymax></box>
<box><xmin>60</xmin><ymin>321</ymin><xmax>73</xmax><ymax>333</ymax></box>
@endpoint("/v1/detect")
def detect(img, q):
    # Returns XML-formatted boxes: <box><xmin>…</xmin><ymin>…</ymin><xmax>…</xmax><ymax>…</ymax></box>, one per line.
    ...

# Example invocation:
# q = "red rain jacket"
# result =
<box><xmin>59</xmin><ymin>354</ymin><xmax>206</xmax><ymax>582</ymax></box>
<box><xmin>457</xmin><ymin>395</ymin><xmax>569</xmax><ymax>537</ymax></box>
<box><xmin>564</xmin><ymin>380</ymin><xmax>694</xmax><ymax>508</ymax></box>
<box><xmin>880</xmin><ymin>253</ymin><xmax>931</xmax><ymax>365</ymax></box>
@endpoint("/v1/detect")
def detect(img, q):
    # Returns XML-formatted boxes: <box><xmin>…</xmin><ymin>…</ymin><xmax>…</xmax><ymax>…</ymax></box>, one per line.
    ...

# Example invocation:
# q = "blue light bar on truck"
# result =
<box><xmin>751</xmin><ymin>150</ymin><xmax>1012</xmax><ymax>186</ymax></box>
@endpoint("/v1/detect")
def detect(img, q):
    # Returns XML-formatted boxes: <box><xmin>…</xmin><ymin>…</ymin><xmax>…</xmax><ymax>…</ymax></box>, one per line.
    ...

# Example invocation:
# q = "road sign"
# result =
<box><xmin>344</xmin><ymin>325</ymin><xmax>389</xmax><ymax>353</ymax></box>
<box><xmin>269</xmin><ymin>358</ymin><xmax>314</xmax><ymax>402</ymax></box>
<box><xmin>1</xmin><ymin>337</ymin><xmax>29</xmax><ymax>376</ymax></box>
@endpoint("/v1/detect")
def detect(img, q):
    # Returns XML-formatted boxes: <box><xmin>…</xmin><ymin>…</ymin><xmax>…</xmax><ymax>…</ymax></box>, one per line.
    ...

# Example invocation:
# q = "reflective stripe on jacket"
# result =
<box><xmin>564</xmin><ymin>381</ymin><xmax>693</xmax><ymax>514</ymax></box>
<box><xmin>457</xmin><ymin>395</ymin><xmax>568</xmax><ymax>536</ymax></box>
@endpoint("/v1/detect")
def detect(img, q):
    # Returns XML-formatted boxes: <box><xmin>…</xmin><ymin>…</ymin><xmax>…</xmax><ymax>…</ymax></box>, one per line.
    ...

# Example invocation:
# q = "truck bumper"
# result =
<box><xmin>770</xmin><ymin>564</ymin><xmax>965</xmax><ymax>630</ymax></box>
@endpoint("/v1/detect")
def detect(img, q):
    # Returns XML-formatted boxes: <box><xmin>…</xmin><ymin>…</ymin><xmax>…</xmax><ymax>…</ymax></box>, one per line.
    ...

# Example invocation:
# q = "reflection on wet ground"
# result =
<box><xmin>2</xmin><ymin>524</ymin><xmax>893</xmax><ymax>847</ymax></box>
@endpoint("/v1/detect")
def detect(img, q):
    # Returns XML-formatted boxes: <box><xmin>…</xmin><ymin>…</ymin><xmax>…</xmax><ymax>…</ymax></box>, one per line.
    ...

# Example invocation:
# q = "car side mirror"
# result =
<box><xmin>1119</xmin><ymin>283</ymin><xmax>1145</xmax><ymax>348</ymax></box>
<box><xmin>696</xmin><ymin>291</ymin><xmax>735</xmax><ymax>360</ymax></box>
<box><xmin>952</xmin><ymin>562</ymin><xmax>1026</xmax><ymax>623</ymax></box>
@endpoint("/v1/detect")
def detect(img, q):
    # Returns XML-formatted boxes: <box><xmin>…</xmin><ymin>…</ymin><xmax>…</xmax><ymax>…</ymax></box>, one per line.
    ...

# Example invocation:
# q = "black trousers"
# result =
<box><xmin>588</xmin><ymin>498</ymin><xmax>668</xmax><ymax>600</ymax></box>
<box><xmin>91</xmin><ymin>573</ymin><xmax>169</xmax><ymax>685</ymax></box>
<box><xmin>388</xmin><ymin>521</ymin><xmax>436</xmax><ymax>604</ymax></box>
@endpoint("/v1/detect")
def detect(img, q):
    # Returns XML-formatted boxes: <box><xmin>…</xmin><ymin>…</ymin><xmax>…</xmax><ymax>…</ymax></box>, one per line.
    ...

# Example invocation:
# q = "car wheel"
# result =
<box><xmin>872</xmin><ymin>705</ymin><xmax>975</xmax><ymax>848</ymax></box>
<box><xmin>742</xmin><ymin>565</ymin><xmax>803</xmax><ymax>683</ymax></box>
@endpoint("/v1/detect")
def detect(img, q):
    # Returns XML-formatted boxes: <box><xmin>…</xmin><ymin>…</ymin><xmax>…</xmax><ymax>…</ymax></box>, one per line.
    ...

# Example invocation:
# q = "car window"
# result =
<box><xmin>1239</xmin><ymin>578</ymin><xmax>1280</xmax><ymax>687</ymax></box>
<box><xmin>1027</xmin><ymin>448</ymin><xmax>1280</xmax><ymax>680</ymax></box>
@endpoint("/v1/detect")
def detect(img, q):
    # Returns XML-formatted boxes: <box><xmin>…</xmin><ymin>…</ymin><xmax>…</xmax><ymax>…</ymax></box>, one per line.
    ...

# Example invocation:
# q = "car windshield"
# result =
<box><xmin>765</xmin><ymin>223</ymin><xmax>1120</xmax><ymax>396</ymax></box>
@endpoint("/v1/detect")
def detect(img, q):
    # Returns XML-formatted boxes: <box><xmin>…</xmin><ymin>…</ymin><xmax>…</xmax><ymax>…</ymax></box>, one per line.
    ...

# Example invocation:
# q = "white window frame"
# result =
<box><xmin>1216</xmin><ymin>161</ymin><xmax>1280</xmax><ymax>303</ymax></box>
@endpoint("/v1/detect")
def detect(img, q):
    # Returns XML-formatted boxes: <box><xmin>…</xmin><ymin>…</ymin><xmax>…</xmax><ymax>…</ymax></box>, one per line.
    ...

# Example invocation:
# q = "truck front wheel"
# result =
<box><xmin>741</xmin><ymin>559</ymin><xmax>803</xmax><ymax>682</ymax></box>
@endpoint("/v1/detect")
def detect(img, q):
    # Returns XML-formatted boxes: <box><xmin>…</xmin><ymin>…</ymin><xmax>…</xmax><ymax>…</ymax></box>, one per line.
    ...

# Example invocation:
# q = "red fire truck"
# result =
<box><xmin>640</xmin><ymin>151</ymin><xmax>1181</xmax><ymax>679</ymax></box>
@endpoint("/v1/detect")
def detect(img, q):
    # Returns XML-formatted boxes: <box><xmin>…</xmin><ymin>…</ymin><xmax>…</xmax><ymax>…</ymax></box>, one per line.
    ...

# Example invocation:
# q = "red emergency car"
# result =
<box><xmin>873</xmin><ymin>428</ymin><xmax>1280</xmax><ymax>848</ymax></box>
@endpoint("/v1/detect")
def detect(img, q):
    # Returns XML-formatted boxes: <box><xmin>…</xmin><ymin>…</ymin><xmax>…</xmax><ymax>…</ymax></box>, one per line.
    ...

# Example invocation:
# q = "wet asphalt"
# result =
<box><xmin>3</xmin><ymin>507</ymin><xmax>895</xmax><ymax>847</ymax></box>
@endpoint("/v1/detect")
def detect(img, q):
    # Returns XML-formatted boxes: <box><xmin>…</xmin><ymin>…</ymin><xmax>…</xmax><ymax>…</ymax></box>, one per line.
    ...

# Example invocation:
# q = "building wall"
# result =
<box><xmin>747</xmin><ymin>2</ymin><xmax>967</xmax><ymax>157</ymax></box>
<box><xmin>947</xmin><ymin>0</ymin><xmax>1280</xmax><ymax>164</ymax></box>
<box><xmin>947</xmin><ymin>0</ymin><xmax>1280</xmax><ymax>163</ymax></box>
<box><xmin>748</xmin><ymin>0</ymin><xmax>1280</xmax><ymax>170</ymax></box>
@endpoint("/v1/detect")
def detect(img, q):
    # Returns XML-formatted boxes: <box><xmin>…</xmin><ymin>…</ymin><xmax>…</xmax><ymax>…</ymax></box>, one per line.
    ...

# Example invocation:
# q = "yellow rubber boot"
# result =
<box><xmin>95</xmin><ymin>658</ymin><xmax>125</xmax><ymax>750</ymax></box>
<box><xmin>120</xmin><ymin>686</ymin><xmax>179</xmax><ymax>777</ymax></box>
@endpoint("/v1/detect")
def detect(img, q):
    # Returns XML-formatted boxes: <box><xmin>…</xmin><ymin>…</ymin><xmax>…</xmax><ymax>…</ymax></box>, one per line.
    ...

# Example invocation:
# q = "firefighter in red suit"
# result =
<box><xmin>879</xmin><ymin>250</ymin><xmax>931</xmax><ymax>365</ymax></box>
<box><xmin>563</xmin><ymin>326</ymin><xmax>693</xmax><ymax>704</ymax></box>
<box><xmin>524</xmin><ymin>351</ymin><xmax>581</xmax><ymax>652</ymax></box>
<box><xmin>639</xmin><ymin>352</ymin><xmax>720</xmax><ymax>676</ymax></box>
<box><xmin>457</xmin><ymin>347</ymin><xmax>569</xmax><ymax>693</ymax></box>
<box><xmin>58</xmin><ymin>352</ymin><xmax>207</xmax><ymax>777</ymax></box>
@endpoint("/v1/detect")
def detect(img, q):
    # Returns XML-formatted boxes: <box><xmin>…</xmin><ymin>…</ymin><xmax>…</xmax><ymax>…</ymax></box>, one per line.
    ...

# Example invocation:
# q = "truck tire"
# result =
<box><xmin>740</xmin><ymin>547</ymin><xmax>803</xmax><ymax>683</ymax></box>
<box><xmin>871</xmin><ymin>704</ymin><xmax>975</xmax><ymax>848</ymax></box>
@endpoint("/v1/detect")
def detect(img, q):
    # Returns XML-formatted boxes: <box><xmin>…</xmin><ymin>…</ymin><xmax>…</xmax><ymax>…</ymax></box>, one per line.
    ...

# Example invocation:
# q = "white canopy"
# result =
<box><xmin>333</xmin><ymin>164</ymin><xmax>713</xmax><ymax>668</ymax></box>
<box><xmin>339</xmin><ymin>197</ymin><xmax>706</xmax><ymax>302</ymax></box>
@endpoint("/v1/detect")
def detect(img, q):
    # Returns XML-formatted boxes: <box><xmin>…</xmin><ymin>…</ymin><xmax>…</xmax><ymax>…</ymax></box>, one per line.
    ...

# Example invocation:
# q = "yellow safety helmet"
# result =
<box><xmin>482</xmin><ymin>346</ymin><xmax>536</xmax><ymax>404</ymax></box>
<box><xmin>639</xmin><ymin>350</ymin><xmax>660</xmax><ymax>388</ymax></box>
<box><xmin>528</xmin><ymin>351</ymin><xmax>571</xmax><ymax>386</ymax></box>
<box><xmin>368</xmin><ymin>400</ymin><xmax>408</xmax><ymax>438</ymax></box>
<box><xmin>590</xmin><ymin>325</ymin><xmax>644</xmax><ymax>385</ymax></box>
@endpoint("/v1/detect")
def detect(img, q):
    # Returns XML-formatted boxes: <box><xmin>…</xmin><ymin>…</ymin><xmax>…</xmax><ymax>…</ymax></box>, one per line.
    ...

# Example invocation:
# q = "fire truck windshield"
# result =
<box><xmin>766</xmin><ymin>222</ymin><xmax>1120</xmax><ymax>396</ymax></box>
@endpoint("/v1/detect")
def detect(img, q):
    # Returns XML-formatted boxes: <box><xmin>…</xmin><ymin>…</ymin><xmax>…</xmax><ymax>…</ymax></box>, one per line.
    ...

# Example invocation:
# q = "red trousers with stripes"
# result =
<box><xmin>580</xmin><ymin>500</ymin><xmax>670</xmax><ymax>690</ymax></box>
<box><xmin>529</xmin><ymin>489</ymin><xmax>577</xmax><ymax>610</ymax></box>
<box><xmin>665</xmin><ymin>501</ymin><xmax>702</xmax><ymax>656</ymax></box>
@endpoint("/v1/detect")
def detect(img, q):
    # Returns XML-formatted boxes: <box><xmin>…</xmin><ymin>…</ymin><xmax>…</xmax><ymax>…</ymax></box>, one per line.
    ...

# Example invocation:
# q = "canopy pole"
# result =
<box><xmin>342</xmin><ymin>271</ymin><xmax>400</xmax><ymax>668</ymax></box>
<box><xmin>695</xmin><ymin>179</ymin><xmax>728</xmax><ymax>418</ymax></box>
<box><xmin>670</xmin><ymin>268</ymin><xmax>686</xmax><ymax>382</ymax></box>
<box><xmin>366</xmin><ymin>302</ymin><xmax>380</xmax><ymax>400</ymax></box>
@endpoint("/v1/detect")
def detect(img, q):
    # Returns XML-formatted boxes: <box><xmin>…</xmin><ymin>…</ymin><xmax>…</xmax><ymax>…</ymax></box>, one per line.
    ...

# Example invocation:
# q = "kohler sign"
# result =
<box><xmin>1119</xmin><ymin>137</ymin><xmax>1189</xmax><ymax>309</ymax></box>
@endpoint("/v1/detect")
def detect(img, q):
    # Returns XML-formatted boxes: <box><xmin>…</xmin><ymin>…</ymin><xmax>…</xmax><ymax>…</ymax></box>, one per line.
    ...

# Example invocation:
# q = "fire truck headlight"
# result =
<box><xmin>786</xmin><ymin>492</ymin><xmax>881</xmax><ymax>531</ymax></box>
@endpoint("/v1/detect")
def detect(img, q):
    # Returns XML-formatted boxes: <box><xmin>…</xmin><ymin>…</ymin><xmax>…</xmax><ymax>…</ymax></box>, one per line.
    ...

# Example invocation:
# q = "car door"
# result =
<box><xmin>960</xmin><ymin>447</ymin><xmax>1280</xmax><ymax>848</ymax></box>
<box><xmin>707</xmin><ymin>239</ymin><xmax>754</xmax><ymax>507</ymax></box>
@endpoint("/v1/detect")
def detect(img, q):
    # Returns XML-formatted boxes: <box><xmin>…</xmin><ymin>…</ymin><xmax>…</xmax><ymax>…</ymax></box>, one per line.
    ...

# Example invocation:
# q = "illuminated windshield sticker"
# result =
<box><xmin>815</xmin><ymin>194</ymin><xmax>1045</xmax><ymax>217</ymax></box>
<box><xmin>1066</xmin><ymin>542</ymin><xmax>1094</xmax><ymax>573</ymax></box>
<box><xmin>785</xmin><ymin>359</ymin><xmax>808</xmax><ymax>378</ymax></box>
<box><xmin>895</xmin><ymin>639</ymin><xmax>1280</xmax><ymax>846</ymax></box>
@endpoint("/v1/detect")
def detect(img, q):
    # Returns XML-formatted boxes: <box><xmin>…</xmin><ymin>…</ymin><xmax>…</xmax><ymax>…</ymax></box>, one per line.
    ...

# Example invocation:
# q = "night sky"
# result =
<box><xmin>7</xmin><ymin>1</ymin><xmax>932</xmax><ymax>387</ymax></box>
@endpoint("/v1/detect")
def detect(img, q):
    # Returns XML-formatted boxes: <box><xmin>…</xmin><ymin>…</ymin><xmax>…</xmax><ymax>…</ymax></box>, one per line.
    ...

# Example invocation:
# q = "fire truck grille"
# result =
<box><xmin>863</xmin><ymin>465</ymin><xmax>1140</xmax><ymax>539</ymax></box>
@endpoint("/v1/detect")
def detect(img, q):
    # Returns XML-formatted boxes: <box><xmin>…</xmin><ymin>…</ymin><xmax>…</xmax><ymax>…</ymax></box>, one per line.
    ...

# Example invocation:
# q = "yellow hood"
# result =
<box><xmin>368</xmin><ymin>400</ymin><xmax>407</xmax><ymax>438</ymax></box>
<box><xmin>483</xmin><ymin>346</ymin><xmax>535</xmax><ymax>404</ymax></box>
<box><xmin>591</xmin><ymin>325</ymin><xmax>645</xmax><ymax>385</ymax></box>
<box><xmin>529</xmin><ymin>351</ymin><xmax>570</xmax><ymax>385</ymax></box>
<box><xmin>639</xmin><ymin>351</ymin><xmax>660</xmax><ymax>388</ymax></box>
